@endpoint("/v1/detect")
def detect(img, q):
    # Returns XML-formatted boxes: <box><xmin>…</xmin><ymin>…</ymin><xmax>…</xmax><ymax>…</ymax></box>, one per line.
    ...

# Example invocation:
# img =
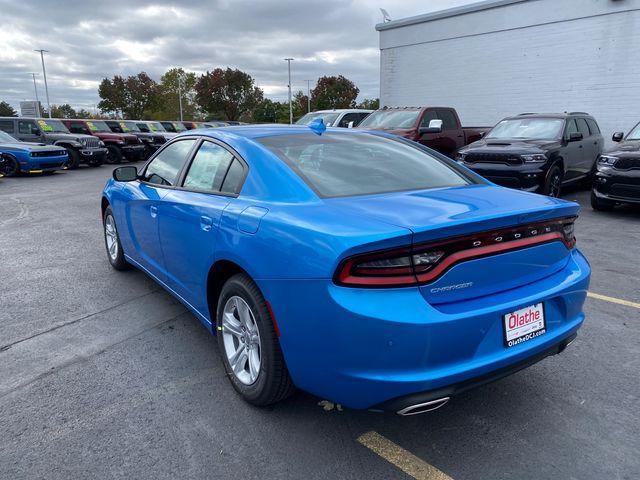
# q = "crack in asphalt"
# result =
<box><xmin>0</xmin><ymin>288</ymin><xmax>164</xmax><ymax>352</ymax></box>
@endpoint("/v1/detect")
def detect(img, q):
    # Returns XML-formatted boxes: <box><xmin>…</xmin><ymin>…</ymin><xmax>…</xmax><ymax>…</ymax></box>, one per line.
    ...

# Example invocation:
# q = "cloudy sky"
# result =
<box><xmin>0</xmin><ymin>0</ymin><xmax>475</xmax><ymax>112</ymax></box>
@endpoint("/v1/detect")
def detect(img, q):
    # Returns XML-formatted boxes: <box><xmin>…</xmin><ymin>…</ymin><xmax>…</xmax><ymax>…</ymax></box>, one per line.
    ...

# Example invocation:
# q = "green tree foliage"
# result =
<box><xmin>148</xmin><ymin>68</ymin><xmax>199</xmax><ymax>121</ymax></box>
<box><xmin>0</xmin><ymin>101</ymin><xmax>17</xmax><ymax>116</ymax></box>
<box><xmin>293</xmin><ymin>90</ymin><xmax>309</xmax><ymax>119</ymax></box>
<box><xmin>98</xmin><ymin>72</ymin><xmax>159</xmax><ymax>119</ymax></box>
<box><xmin>98</xmin><ymin>75</ymin><xmax>127</xmax><ymax>117</ymax></box>
<box><xmin>357</xmin><ymin>98</ymin><xmax>380</xmax><ymax>110</ymax></box>
<box><xmin>311</xmin><ymin>75</ymin><xmax>359</xmax><ymax>110</ymax></box>
<box><xmin>252</xmin><ymin>98</ymin><xmax>290</xmax><ymax>123</ymax></box>
<box><xmin>195</xmin><ymin>68</ymin><xmax>263</xmax><ymax>121</ymax></box>
<box><xmin>50</xmin><ymin>104</ymin><xmax>77</xmax><ymax>119</ymax></box>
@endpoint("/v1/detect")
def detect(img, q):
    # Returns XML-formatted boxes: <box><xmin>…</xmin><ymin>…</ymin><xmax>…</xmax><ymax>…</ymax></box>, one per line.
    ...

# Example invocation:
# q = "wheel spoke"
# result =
<box><xmin>109</xmin><ymin>242</ymin><xmax>116</xmax><ymax>255</ymax></box>
<box><xmin>232</xmin><ymin>350</ymin><xmax>248</xmax><ymax>375</ymax></box>
<box><xmin>248</xmin><ymin>349</ymin><xmax>260</xmax><ymax>381</ymax></box>
<box><xmin>237</xmin><ymin>301</ymin><xmax>252</xmax><ymax>328</ymax></box>
<box><xmin>222</xmin><ymin>313</ymin><xmax>243</xmax><ymax>337</ymax></box>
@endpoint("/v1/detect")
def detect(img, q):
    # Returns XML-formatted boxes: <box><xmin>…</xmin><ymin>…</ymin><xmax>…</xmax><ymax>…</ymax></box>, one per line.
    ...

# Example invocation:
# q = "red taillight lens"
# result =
<box><xmin>334</xmin><ymin>217</ymin><xmax>577</xmax><ymax>288</ymax></box>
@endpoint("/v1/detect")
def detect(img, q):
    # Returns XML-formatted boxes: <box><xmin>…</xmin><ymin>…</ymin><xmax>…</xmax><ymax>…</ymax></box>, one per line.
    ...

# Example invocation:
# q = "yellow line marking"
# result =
<box><xmin>357</xmin><ymin>431</ymin><xmax>453</xmax><ymax>480</ymax></box>
<box><xmin>588</xmin><ymin>292</ymin><xmax>640</xmax><ymax>309</ymax></box>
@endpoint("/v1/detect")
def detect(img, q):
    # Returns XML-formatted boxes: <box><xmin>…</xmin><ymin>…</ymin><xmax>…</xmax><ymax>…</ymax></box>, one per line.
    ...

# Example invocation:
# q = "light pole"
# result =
<box><xmin>34</xmin><ymin>49</ymin><xmax>51</xmax><ymax>118</ymax></box>
<box><xmin>304</xmin><ymin>79</ymin><xmax>313</xmax><ymax>113</ymax></box>
<box><xmin>177</xmin><ymin>73</ymin><xmax>185</xmax><ymax>122</ymax></box>
<box><xmin>29</xmin><ymin>73</ymin><xmax>41</xmax><ymax>117</ymax></box>
<box><xmin>284</xmin><ymin>58</ymin><xmax>294</xmax><ymax>124</ymax></box>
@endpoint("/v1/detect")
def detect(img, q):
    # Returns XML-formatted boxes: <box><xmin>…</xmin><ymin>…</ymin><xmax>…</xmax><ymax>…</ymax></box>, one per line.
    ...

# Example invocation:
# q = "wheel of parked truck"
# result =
<box><xmin>543</xmin><ymin>165</ymin><xmax>563</xmax><ymax>197</ymax></box>
<box><xmin>103</xmin><ymin>206</ymin><xmax>130</xmax><ymax>270</ymax></box>
<box><xmin>0</xmin><ymin>154</ymin><xmax>19</xmax><ymax>177</ymax></box>
<box><xmin>217</xmin><ymin>273</ymin><xmax>295</xmax><ymax>406</ymax></box>
<box><xmin>105</xmin><ymin>145</ymin><xmax>123</xmax><ymax>164</ymax></box>
<box><xmin>63</xmin><ymin>149</ymin><xmax>80</xmax><ymax>170</ymax></box>
<box><xmin>590</xmin><ymin>190</ymin><xmax>615</xmax><ymax>212</ymax></box>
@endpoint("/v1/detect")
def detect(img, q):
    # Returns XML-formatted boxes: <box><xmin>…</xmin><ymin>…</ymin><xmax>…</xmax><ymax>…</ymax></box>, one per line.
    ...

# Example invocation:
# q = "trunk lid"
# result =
<box><xmin>328</xmin><ymin>184</ymin><xmax>579</xmax><ymax>303</ymax></box>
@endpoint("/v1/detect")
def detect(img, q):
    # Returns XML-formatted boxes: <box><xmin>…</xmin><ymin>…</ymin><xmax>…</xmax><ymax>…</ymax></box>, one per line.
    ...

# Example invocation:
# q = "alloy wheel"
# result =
<box><xmin>222</xmin><ymin>296</ymin><xmax>262</xmax><ymax>385</ymax></box>
<box><xmin>104</xmin><ymin>214</ymin><xmax>118</xmax><ymax>261</ymax></box>
<box><xmin>549</xmin><ymin>173</ymin><xmax>561</xmax><ymax>197</ymax></box>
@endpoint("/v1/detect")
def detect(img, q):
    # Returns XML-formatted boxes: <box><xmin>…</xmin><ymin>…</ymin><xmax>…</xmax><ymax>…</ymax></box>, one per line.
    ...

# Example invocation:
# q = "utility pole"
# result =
<box><xmin>34</xmin><ymin>49</ymin><xmax>51</xmax><ymax>118</ymax></box>
<box><xmin>29</xmin><ymin>73</ymin><xmax>41</xmax><ymax>117</ymax></box>
<box><xmin>304</xmin><ymin>79</ymin><xmax>312</xmax><ymax>113</ymax></box>
<box><xmin>177</xmin><ymin>74</ymin><xmax>184</xmax><ymax>121</ymax></box>
<box><xmin>284</xmin><ymin>58</ymin><xmax>294</xmax><ymax>124</ymax></box>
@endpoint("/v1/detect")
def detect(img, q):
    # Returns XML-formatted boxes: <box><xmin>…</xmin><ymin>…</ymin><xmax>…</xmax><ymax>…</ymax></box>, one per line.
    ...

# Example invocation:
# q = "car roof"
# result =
<box><xmin>182</xmin><ymin>124</ymin><xmax>380</xmax><ymax>140</ymax></box>
<box><xmin>504</xmin><ymin>113</ymin><xmax>594</xmax><ymax>120</ymax></box>
<box><xmin>308</xmin><ymin>109</ymin><xmax>372</xmax><ymax>114</ymax></box>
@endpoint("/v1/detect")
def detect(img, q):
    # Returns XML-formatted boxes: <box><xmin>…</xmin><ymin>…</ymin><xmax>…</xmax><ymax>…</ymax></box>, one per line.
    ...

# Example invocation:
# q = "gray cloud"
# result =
<box><xmin>0</xmin><ymin>0</ymin><xmax>473</xmax><ymax>112</ymax></box>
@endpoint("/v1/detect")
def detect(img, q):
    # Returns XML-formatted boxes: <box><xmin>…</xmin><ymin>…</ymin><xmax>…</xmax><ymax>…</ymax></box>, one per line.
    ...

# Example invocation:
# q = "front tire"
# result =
<box><xmin>105</xmin><ymin>145</ymin><xmax>124</xmax><ymax>164</ymax></box>
<box><xmin>590</xmin><ymin>190</ymin><xmax>615</xmax><ymax>211</ymax></box>
<box><xmin>0</xmin><ymin>154</ymin><xmax>20</xmax><ymax>176</ymax></box>
<box><xmin>542</xmin><ymin>165</ymin><xmax>563</xmax><ymax>197</ymax></box>
<box><xmin>217</xmin><ymin>274</ymin><xmax>295</xmax><ymax>406</ymax></box>
<box><xmin>64</xmin><ymin>149</ymin><xmax>81</xmax><ymax>170</ymax></box>
<box><xmin>103</xmin><ymin>206</ymin><xmax>130</xmax><ymax>270</ymax></box>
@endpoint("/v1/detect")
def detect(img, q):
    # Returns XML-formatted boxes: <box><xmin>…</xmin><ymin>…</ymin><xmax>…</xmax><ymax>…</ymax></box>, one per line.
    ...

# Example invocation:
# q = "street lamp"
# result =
<box><xmin>304</xmin><ymin>79</ymin><xmax>313</xmax><ymax>113</ymax></box>
<box><xmin>34</xmin><ymin>49</ymin><xmax>51</xmax><ymax>118</ymax></box>
<box><xmin>177</xmin><ymin>72</ymin><xmax>185</xmax><ymax>122</ymax></box>
<box><xmin>29</xmin><ymin>73</ymin><xmax>41</xmax><ymax>117</ymax></box>
<box><xmin>284</xmin><ymin>58</ymin><xmax>294</xmax><ymax>124</ymax></box>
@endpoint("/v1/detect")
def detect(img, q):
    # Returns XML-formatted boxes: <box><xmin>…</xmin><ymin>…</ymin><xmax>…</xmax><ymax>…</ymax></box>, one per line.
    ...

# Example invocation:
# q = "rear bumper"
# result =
<box><xmin>261</xmin><ymin>248</ymin><xmax>590</xmax><ymax>409</ymax></box>
<box><xmin>463</xmin><ymin>162</ymin><xmax>548</xmax><ymax>191</ymax></box>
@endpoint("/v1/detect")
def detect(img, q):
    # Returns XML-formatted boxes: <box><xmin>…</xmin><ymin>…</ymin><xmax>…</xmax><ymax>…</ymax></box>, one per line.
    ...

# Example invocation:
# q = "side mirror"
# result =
<box><xmin>419</xmin><ymin>119</ymin><xmax>443</xmax><ymax>135</ymax></box>
<box><xmin>479</xmin><ymin>131</ymin><xmax>486</xmax><ymax>138</ymax></box>
<box><xmin>347</xmin><ymin>121</ymin><xmax>355</xmax><ymax>129</ymax></box>
<box><xmin>113</xmin><ymin>166</ymin><xmax>138</xmax><ymax>182</ymax></box>
<box><xmin>612</xmin><ymin>132</ymin><xmax>624</xmax><ymax>142</ymax></box>
<box><xmin>568</xmin><ymin>132</ymin><xmax>583</xmax><ymax>142</ymax></box>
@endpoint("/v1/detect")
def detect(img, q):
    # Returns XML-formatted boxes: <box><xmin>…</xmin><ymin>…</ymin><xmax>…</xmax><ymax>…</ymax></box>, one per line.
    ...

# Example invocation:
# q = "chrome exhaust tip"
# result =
<box><xmin>396</xmin><ymin>397</ymin><xmax>450</xmax><ymax>416</ymax></box>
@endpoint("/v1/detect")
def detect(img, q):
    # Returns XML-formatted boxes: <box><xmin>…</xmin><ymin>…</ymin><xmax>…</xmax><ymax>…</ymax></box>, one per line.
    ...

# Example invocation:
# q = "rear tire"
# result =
<box><xmin>542</xmin><ymin>165</ymin><xmax>563</xmax><ymax>197</ymax></box>
<box><xmin>590</xmin><ymin>190</ymin><xmax>615</xmax><ymax>211</ymax></box>
<box><xmin>105</xmin><ymin>145</ymin><xmax>123</xmax><ymax>164</ymax></box>
<box><xmin>216</xmin><ymin>274</ymin><xmax>295</xmax><ymax>406</ymax></box>
<box><xmin>64</xmin><ymin>149</ymin><xmax>81</xmax><ymax>170</ymax></box>
<box><xmin>103</xmin><ymin>206</ymin><xmax>130</xmax><ymax>270</ymax></box>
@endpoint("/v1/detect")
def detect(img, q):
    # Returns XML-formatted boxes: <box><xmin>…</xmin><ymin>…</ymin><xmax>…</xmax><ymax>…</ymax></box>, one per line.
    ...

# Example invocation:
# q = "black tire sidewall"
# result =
<box><xmin>544</xmin><ymin>165</ymin><xmax>563</xmax><ymax>197</ymax></box>
<box><xmin>106</xmin><ymin>145</ymin><xmax>123</xmax><ymax>164</ymax></box>
<box><xmin>1</xmin><ymin>154</ymin><xmax>20</xmax><ymax>176</ymax></box>
<box><xmin>216</xmin><ymin>275</ymin><xmax>279</xmax><ymax>405</ymax></box>
<box><xmin>65</xmin><ymin>149</ymin><xmax>80</xmax><ymax>169</ymax></box>
<box><xmin>103</xmin><ymin>206</ymin><xmax>129</xmax><ymax>270</ymax></box>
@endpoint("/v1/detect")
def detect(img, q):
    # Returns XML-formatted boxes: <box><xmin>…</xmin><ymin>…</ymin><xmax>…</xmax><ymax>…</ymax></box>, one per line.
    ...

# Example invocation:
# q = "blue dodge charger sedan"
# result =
<box><xmin>0</xmin><ymin>130</ymin><xmax>68</xmax><ymax>176</ymax></box>
<box><xmin>101</xmin><ymin>123</ymin><xmax>590</xmax><ymax>414</ymax></box>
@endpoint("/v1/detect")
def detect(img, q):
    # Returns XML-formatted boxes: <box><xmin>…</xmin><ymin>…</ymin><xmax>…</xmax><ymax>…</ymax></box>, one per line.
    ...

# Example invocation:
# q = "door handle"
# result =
<box><xmin>150</xmin><ymin>206</ymin><xmax>158</xmax><ymax>218</ymax></box>
<box><xmin>200</xmin><ymin>215</ymin><xmax>213</xmax><ymax>232</ymax></box>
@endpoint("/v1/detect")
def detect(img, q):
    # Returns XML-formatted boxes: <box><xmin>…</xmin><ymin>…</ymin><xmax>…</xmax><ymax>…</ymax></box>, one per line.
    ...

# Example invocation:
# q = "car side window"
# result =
<box><xmin>576</xmin><ymin>118</ymin><xmax>590</xmax><ymax>137</ymax></box>
<box><xmin>586</xmin><ymin>118</ymin><xmax>600</xmax><ymax>135</ymax></box>
<box><xmin>0</xmin><ymin>120</ymin><xmax>14</xmax><ymax>133</ymax></box>
<box><xmin>436</xmin><ymin>109</ymin><xmax>458</xmax><ymax>130</ymax></box>
<box><xmin>69</xmin><ymin>122</ymin><xmax>88</xmax><ymax>134</ymax></box>
<box><xmin>419</xmin><ymin>110</ymin><xmax>438</xmax><ymax>127</ymax></box>
<box><xmin>565</xmin><ymin>119</ymin><xmax>579</xmax><ymax>138</ymax></box>
<box><xmin>183</xmin><ymin>141</ymin><xmax>234</xmax><ymax>192</ymax></box>
<box><xmin>220</xmin><ymin>159</ymin><xmax>245</xmax><ymax>194</ymax></box>
<box><xmin>137</xmin><ymin>123</ymin><xmax>150</xmax><ymax>133</ymax></box>
<box><xmin>18</xmin><ymin>120</ymin><xmax>38</xmax><ymax>135</ymax></box>
<box><xmin>337</xmin><ymin>113</ymin><xmax>360</xmax><ymax>128</ymax></box>
<box><xmin>142</xmin><ymin>139</ymin><xmax>197</xmax><ymax>186</ymax></box>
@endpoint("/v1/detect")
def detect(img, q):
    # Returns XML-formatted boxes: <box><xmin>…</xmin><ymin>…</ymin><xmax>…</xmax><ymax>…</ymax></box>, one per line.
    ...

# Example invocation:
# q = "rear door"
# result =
<box><xmin>120</xmin><ymin>138</ymin><xmax>198</xmax><ymax>281</ymax></box>
<box><xmin>576</xmin><ymin>117</ymin><xmax>596</xmax><ymax>177</ymax></box>
<box><xmin>17</xmin><ymin>120</ymin><xmax>44</xmax><ymax>143</ymax></box>
<box><xmin>158</xmin><ymin>139</ymin><xmax>247</xmax><ymax>316</ymax></box>
<box><xmin>562</xmin><ymin>119</ymin><xmax>582</xmax><ymax>181</ymax></box>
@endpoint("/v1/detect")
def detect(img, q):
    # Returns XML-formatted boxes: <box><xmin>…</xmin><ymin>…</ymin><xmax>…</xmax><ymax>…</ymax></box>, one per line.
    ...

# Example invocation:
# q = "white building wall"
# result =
<box><xmin>379</xmin><ymin>0</ymin><xmax>640</xmax><ymax>143</ymax></box>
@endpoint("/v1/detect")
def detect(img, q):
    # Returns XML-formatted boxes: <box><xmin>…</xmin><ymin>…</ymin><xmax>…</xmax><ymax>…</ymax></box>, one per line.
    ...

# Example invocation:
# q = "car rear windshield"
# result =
<box><xmin>258</xmin><ymin>133</ymin><xmax>473</xmax><ymax>198</ymax></box>
<box><xmin>296</xmin><ymin>112</ymin><xmax>341</xmax><ymax>127</ymax></box>
<box><xmin>487</xmin><ymin>118</ymin><xmax>564</xmax><ymax>140</ymax></box>
<box><xmin>358</xmin><ymin>110</ymin><xmax>420</xmax><ymax>130</ymax></box>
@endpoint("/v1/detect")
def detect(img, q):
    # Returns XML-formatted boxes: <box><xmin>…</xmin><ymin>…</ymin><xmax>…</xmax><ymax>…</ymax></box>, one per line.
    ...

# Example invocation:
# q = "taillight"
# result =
<box><xmin>334</xmin><ymin>217</ymin><xmax>577</xmax><ymax>288</ymax></box>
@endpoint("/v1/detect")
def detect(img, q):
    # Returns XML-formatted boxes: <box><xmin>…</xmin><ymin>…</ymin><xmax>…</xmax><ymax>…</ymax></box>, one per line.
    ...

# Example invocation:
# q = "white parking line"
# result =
<box><xmin>358</xmin><ymin>431</ymin><xmax>453</xmax><ymax>480</ymax></box>
<box><xmin>588</xmin><ymin>292</ymin><xmax>640</xmax><ymax>309</ymax></box>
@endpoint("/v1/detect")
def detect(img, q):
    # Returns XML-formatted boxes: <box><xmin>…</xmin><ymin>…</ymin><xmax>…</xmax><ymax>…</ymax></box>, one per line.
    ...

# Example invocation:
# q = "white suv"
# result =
<box><xmin>295</xmin><ymin>109</ymin><xmax>372</xmax><ymax>128</ymax></box>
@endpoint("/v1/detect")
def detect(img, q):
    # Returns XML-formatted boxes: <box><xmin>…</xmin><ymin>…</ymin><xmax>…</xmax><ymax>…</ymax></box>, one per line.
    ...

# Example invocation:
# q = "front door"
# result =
<box><xmin>158</xmin><ymin>139</ymin><xmax>238</xmax><ymax>317</ymax></box>
<box><xmin>562</xmin><ymin>119</ymin><xmax>583</xmax><ymax>182</ymax></box>
<box><xmin>17</xmin><ymin>120</ymin><xmax>44</xmax><ymax>143</ymax></box>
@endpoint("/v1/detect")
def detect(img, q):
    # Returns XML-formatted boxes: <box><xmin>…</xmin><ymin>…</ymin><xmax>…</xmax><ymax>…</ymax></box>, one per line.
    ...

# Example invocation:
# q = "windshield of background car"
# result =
<box><xmin>148</xmin><ymin>122</ymin><xmax>166</xmax><ymax>132</ymax></box>
<box><xmin>37</xmin><ymin>119</ymin><xmax>69</xmax><ymax>133</ymax></box>
<box><xmin>120</xmin><ymin>121</ymin><xmax>140</xmax><ymax>132</ymax></box>
<box><xmin>258</xmin><ymin>133</ymin><xmax>473</xmax><ymax>198</ymax></box>
<box><xmin>626</xmin><ymin>123</ymin><xmax>640</xmax><ymax>140</ymax></box>
<box><xmin>0</xmin><ymin>130</ymin><xmax>17</xmax><ymax>143</ymax></box>
<box><xmin>487</xmin><ymin>118</ymin><xmax>564</xmax><ymax>140</ymax></box>
<box><xmin>358</xmin><ymin>110</ymin><xmax>420</xmax><ymax>130</ymax></box>
<box><xmin>295</xmin><ymin>112</ymin><xmax>340</xmax><ymax>126</ymax></box>
<box><xmin>86</xmin><ymin>120</ymin><xmax>111</xmax><ymax>132</ymax></box>
<box><xmin>172</xmin><ymin>122</ymin><xmax>187</xmax><ymax>132</ymax></box>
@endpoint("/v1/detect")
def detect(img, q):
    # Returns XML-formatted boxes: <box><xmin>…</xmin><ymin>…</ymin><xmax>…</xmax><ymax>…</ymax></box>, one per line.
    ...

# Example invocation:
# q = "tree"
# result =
<box><xmin>76</xmin><ymin>109</ymin><xmax>96</xmax><ymax>119</ymax></box>
<box><xmin>147</xmin><ymin>68</ymin><xmax>199</xmax><ymax>121</ymax></box>
<box><xmin>98</xmin><ymin>75</ymin><xmax>127</xmax><ymax>117</ymax></box>
<box><xmin>0</xmin><ymin>101</ymin><xmax>17</xmax><ymax>116</ymax></box>
<box><xmin>195</xmin><ymin>68</ymin><xmax>263</xmax><ymax>121</ymax></box>
<box><xmin>293</xmin><ymin>90</ymin><xmax>309</xmax><ymax>118</ymax></box>
<box><xmin>311</xmin><ymin>75</ymin><xmax>359</xmax><ymax>110</ymax></box>
<box><xmin>50</xmin><ymin>104</ymin><xmax>77</xmax><ymax>119</ymax></box>
<box><xmin>358</xmin><ymin>98</ymin><xmax>380</xmax><ymax>110</ymax></box>
<box><xmin>252</xmin><ymin>98</ymin><xmax>290</xmax><ymax>124</ymax></box>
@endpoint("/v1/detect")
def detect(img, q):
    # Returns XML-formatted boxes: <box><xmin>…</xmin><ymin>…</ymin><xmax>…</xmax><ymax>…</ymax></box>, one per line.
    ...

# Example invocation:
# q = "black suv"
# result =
<box><xmin>104</xmin><ymin>120</ymin><xmax>166</xmax><ymax>158</ymax></box>
<box><xmin>456</xmin><ymin>113</ymin><xmax>603</xmax><ymax>196</ymax></box>
<box><xmin>591</xmin><ymin>122</ymin><xmax>640</xmax><ymax>211</ymax></box>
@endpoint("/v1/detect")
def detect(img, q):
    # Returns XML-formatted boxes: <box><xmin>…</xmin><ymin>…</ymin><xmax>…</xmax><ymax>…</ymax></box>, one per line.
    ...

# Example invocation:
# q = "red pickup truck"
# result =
<box><xmin>357</xmin><ymin>106</ymin><xmax>491</xmax><ymax>158</ymax></box>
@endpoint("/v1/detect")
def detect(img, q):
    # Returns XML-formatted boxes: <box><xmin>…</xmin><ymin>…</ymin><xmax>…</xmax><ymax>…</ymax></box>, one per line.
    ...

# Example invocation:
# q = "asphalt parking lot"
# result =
<box><xmin>1</xmin><ymin>165</ymin><xmax>638</xmax><ymax>480</ymax></box>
